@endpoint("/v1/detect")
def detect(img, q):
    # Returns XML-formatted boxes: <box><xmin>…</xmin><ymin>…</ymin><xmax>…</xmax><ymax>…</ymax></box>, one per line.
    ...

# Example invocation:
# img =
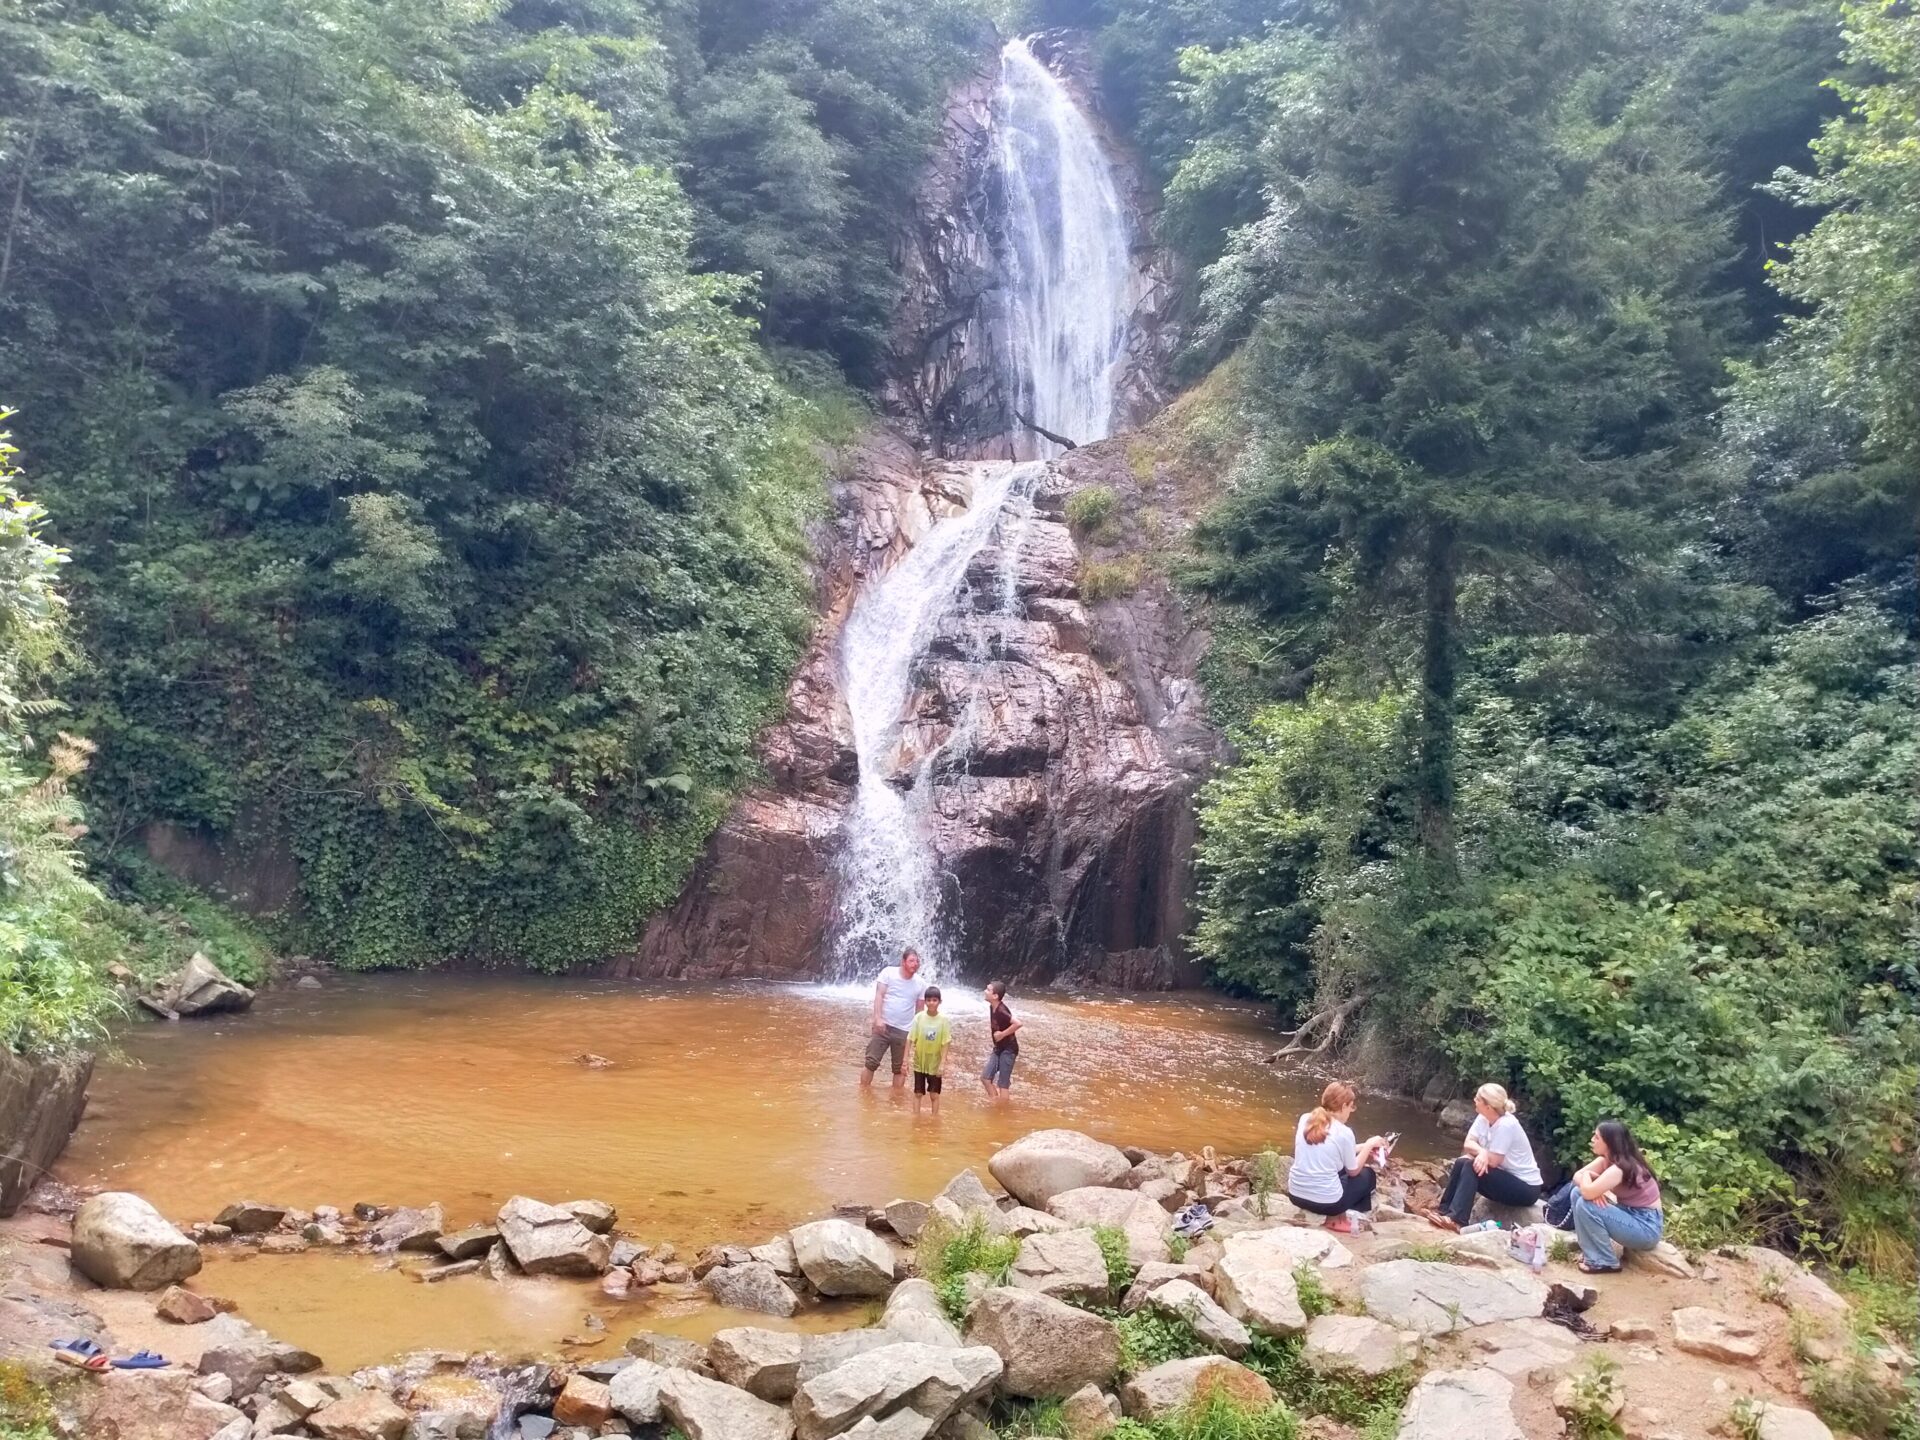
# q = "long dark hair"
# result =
<box><xmin>1596</xmin><ymin>1120</ymin><xmax>1653</xmax><ymax>1188</ymax></box>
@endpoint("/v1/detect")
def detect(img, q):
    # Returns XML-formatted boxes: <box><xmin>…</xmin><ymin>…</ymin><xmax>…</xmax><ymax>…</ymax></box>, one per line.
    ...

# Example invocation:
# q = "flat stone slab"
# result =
<box><xmin>1397</xmin><ymin>1368</ymin><xmax>1525</xmax><ymax>1440</ymax></box>
<box><xmin>1359</xmin><ymin>1260</ymin><xmax>1547</xmax><ymax>1336</ymax></box>
<box><xmin>1221</xmin><ymin>1225</ymin><xmax>1354</xmax><ymax>1271</ymax></box>
<box><xmin>1671</xmin><ymin>1306</ymin><xmax>1764</xmax><ymax>1363</ymax></box>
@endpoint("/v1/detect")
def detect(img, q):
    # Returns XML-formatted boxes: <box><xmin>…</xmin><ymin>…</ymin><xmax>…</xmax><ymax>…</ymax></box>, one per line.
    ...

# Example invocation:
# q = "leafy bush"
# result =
<box><xmin>1251</xmin><ymin>1148</ymin><xmax>1284</xmax><ymax>1218</ymax></box>
<box><xmin>0</xmin><ymin>1362</ymin><xmax>57</xmax><ymax>1440</ymax></box>
<box><xmin>1066</xmin><ymin>486</ymin><xmax>1120</xmax><ymax>541</ymax></box>
<box><xmin>1291</xmin><ymin>1264</ymin><xmax>1334</xmax><ymax>1319</ymax></box>
<box><xmin>920</xmin><ymin>1213</ymin><xmax>1020</xmax><ymax>1321</ymax></box>
<box><xmin>1109</xmin><ymin>1389</ymin><xmax>1302</xmax><ymax>1440</ymax></box>
<box><xmin>1244</xmin><ymin>1335</ymin><xmax>1411</xmax><ymax>1433</ymax></box>
<box><xmin>1117</xmin><ymin>1307</ymin><xmax>1211</xmax><ymax>1375</ymax></box>
<box><xmin>1093</xmin><ymin>1224</ymin><xmax>1136</xmax><ymax>1291</ymax></box>
<box><xmin>1080</xmin><ymin>557</ymin><xmax>1146</xmax><ymax>602</ymax></box>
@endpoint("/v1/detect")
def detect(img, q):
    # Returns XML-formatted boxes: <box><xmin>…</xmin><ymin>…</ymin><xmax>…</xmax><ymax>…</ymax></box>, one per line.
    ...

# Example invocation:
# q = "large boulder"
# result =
<box><xmin>1044</xmin><ymin>1187</ymin><xmax>1170</xmax><ymax>1265</ymax></box>
<box><xmin>792</xmin><ymin>1342</ymin><xmax>1002</xmax><ymax>1440</ymax></box>
<box><xmin>1671</xmin><ymin>1306</ymin><xmax>1765</xmax><ymax>1363</ymax></box>
<box><xmin>791</xmin><ymin>1218</ymin><xmax>898</xmax><ymax>1297</ymax></box>
<box><xmin>704</xmin><ymin>1260</ymin><xmax>802</xmax><ymax>1317</ymax></box>
<box><xmin>1359</xmin><ymin>1260</ymin><xmax>1547</xmax><ymax>1336</ymax></box>
<box><xmin>193</xmin><ymin>1314</ymin><xmax>322</xmax><ymax>1398</ymax></box>
<box><xmin>1751</xmin><ymin>1404</ymin><xmax>1837</xmax><ymax>1440</ymax></box>
<box><xmin>710</xmin><ymin>1327</ymin><xmax>806</xmax><ymax>1401</ymax></box>
<box><xmin>71</xmin><ymin>1192</ymin><xmax>203</xmax><ymax>1290</ymax></box>
<box><xmin>883</xmin><ymin>1199</ymin><xmax>932</xmax><ymax>1242</ymax></box>
<box><xmin>1727</xmin><ymin>1247</ymin><xmax>1849</xmax><ymax>1318</ymax></box>
<box><xmin>989</xmin><ymin>1131</ymin><xmax>1131</xmax><ymax>1208</ymax></box>
<box><xmin>1304</xmin><ymin>1314</ymin><xmax>1419</xmax><ymax>1377</ymax></box>
<box><xmin>965</xmin><ymin>1287</ymin><xmax>1120</xmax><ymax>1399</ymax></box>
<box><xmin>369</xmin><ymin>1203</ymin><xmax>445</xmax><ymax>1253</ymax></box>
<box><xmin>403</xmin><ymin>1375</ymin><xmax>498</xmax><ymax>1436</ymax></box>
<box><xmin>1212</xmin><ymin>1245</ymin><xmax>1307</xmax><ymax>1337</ymax></box>
<box><xmin>1119</xmin><ymin>1357</ymin><xmax>1273</xmax><ymax>1422</ymax></box>
<box><xmin>610</xmin><ymin>1359</ymin><xmax>669</xmax><ymax>1425</ymax></box>
<box><xmin>883</xmin><ymin>1278</ymin><xmax>963</xmax><ymax>1348</ymax></box>
<box><xmin>1396</xmin><ymin>1368</ymin><xmax>1524</xmax><ymax>1440</ymax></box>
<box><xmin>159</xmin><ymin>953</ymin><xmax>255</xmax><ymax>1017</ymax></box>
<box><xmin>65</xmin><ymin>1370</ymin><xmax>246</xmax><ymax>1440</ymax></box>
<box><xmin>799</xmin><ymin>1330</ymin><xmax>905</xmax><ymax>1387</ymax></box>
<box><xmin>309</xmin><ymin>1389</ymin><xmax>409</xmax><ymax>1440</ymax></box>
<box><xmin>494</xmin><ymin>1195</ymin><xmax>610</xmax><ymax>1276</ymax></box>
<box><xmin>1137</xmin><ymin>1279</ymin><xmax>1250</xmax><ymax>1358</ymax></box>
<box><xmin>213</xmin><ymin>1201</ymin><xmax>287</xmax><ymax>1235</ymax></box>
<box><xmin>1009</xmin><ymin>1229</ymin><xmax>1111</xmax><ymax>1302</ymax></box>
<box><xmin>658</xmin><ymin>1367</ymin><xmax>796</xmax><ymax>1440</ymax></box>
<box><xmin>1060</xmin><ymin>1384</ymin><xmax>1121</xmax><ymax>1440</ymax></box>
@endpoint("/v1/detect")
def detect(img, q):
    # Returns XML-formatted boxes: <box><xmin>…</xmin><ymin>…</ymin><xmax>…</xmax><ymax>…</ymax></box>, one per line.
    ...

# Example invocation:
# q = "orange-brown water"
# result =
<box><xmin>61</xmin><ymin>976</ymin><xmax>1443</xmax><ymax>1368</ymax></box>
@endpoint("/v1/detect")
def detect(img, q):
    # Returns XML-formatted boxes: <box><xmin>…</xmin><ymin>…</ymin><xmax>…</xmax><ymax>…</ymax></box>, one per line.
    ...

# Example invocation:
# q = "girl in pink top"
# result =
<box><xmin>1569</xmin><ymin>1119</ymin><xmax>1665</xmax><ymax>1273</ymax></box>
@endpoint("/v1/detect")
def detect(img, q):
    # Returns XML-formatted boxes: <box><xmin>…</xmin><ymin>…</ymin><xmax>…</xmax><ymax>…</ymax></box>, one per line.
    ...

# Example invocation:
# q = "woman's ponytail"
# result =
<box><xmin>1475</xmin><ymin>1082</ymin><xmax>1517</xmax><ymax>1116</ymax></box>
<box><xmin>1303</xmin><ymin>1080</ymin><xmax>1357</xmax><ymax>1145</ymax></box>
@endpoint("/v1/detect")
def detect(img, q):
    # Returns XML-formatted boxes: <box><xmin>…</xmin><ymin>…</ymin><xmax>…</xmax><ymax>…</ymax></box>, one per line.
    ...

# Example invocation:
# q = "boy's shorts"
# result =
<box><xmin>982</xmin><ymin>1050</ymin><xmax>1016</xmax><ymax>1089</ymax></box>
<box><xmin>913</xmin><ymin>1070</ymin><xmax>943</xmax><ymax>1095</ymax></box>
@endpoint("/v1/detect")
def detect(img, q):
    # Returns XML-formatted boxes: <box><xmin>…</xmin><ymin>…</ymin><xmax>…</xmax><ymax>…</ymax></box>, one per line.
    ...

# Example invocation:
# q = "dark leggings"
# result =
<box><xmin>1437</xmin><ymin>1156</ymin><xmax>1543</xmax><ymax>1223</ymax></box>
<box><xmin>1289</xmin><ymin>1167</ymin><xmax>1377</xmax><ymax>1217</ymax></box>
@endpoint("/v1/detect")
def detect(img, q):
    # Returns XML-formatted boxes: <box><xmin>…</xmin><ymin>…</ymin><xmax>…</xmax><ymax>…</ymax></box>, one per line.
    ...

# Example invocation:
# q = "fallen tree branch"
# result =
<box><xmin>1014</xmin><ymin>408</ymin><xmax>1078</xmax><ymax>451</ymax></box>
<box><xmin>1264</xmin><ymin>992</ymin><xmax>1372</xmax><ymax>1062</ymax></box>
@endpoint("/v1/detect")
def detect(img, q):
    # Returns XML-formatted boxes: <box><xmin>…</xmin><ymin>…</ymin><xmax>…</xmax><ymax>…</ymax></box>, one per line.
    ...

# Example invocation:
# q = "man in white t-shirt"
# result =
<box><xmin>860</xmin><ymin>948</ymin><xmax>929</xmax><ymax>1090</ymax></box>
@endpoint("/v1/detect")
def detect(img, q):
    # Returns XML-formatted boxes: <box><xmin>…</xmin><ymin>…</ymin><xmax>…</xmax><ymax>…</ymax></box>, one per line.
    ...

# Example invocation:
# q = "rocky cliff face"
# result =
<box><xmin>882</xmin><ymin>34</ymin><xmax>1179</xmax><ymax>459</ymax></box>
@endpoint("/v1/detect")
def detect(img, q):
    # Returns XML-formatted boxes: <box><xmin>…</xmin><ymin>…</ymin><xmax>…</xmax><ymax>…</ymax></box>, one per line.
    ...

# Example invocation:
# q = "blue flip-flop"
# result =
<box><xmin>111</xmin><ymin>1350</ymin><xmax>168</xmax><ymax>1369</ymax></box>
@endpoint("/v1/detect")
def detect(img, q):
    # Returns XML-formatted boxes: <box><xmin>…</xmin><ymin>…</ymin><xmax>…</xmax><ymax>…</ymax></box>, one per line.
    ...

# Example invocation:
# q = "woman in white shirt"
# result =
<box><xmin>1285</xmin><ymin>1081</ymin><xmax>1389</xmax><ymax>1228</ymax></box>
<box><xmin>1424</xmin><ymin>1082</ymin><xmax>1545</xmax><ymax>1230</ymax></box>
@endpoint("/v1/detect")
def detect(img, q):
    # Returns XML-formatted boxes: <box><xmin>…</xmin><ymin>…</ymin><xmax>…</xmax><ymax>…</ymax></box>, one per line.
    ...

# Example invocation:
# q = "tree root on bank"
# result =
<box><xmin>1263</xmin><ymin>992</ymin><xmax>1371</xmax><ymax>1062</ymax></box>
<box><xmin>1014</xmin><ymin>409</ymin><xmax>1078</xmax><ymax>451</ymax></box>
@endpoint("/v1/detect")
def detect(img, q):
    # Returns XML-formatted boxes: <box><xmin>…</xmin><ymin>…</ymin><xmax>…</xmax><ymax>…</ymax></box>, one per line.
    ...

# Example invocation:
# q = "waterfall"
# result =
<box><xmin>830</xmin><ymin>36</ymin><xmax>1131</xmax><ymax>982</ymax></box>
<box><xmin>995</xmin><ymin>36</ymin><xmax>1132</xmax><ymax>457</ymax></box>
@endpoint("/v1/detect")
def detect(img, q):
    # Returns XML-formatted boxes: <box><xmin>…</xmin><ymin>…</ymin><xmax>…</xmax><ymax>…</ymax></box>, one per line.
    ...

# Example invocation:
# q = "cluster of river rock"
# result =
<box><xmin>21</xmin><ymin>1128</ymin><xmax>1909</xmax><ymax>1440</ymax></box>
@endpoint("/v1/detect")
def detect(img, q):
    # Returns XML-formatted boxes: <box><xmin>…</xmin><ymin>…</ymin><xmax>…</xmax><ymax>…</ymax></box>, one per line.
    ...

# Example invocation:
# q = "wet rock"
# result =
<box><xmin>791</xmin><ymin>1218</ymin><xmax>898</xmax><ymax>1297</ymax></box>
<box><xmin>750</xmin><ymin>1234</ymin><xmax>801</xmax><ymax>1275</ymax></box>
<box><xmin>702</xmin><ymin>1259</ymin><xmax>801</xmax><ymax>1317</ymax></box>
<box><xmin>1358</xmin><ymin>1260</ymin><xmax>1548</xmax><ymax>1336</ymax></box>
<box><xmin>1139</xmin><ymin>1279</ymin><xmax>1250</xmax><ymax>1358</ymax></box>
<box><xmin>496</xmin><ymin>1197</ymin><xmax>611</xmax><ymax>1277</ymax></box>
<box><xmin>483</xmin><ymin>1243</ymin><xmax>517</xmax><ymax>1282</ymax></box>
<box><xmin>990</xmin><ymin>1132</ymin><xmax>1131</xmax><ymax>1208</ymax></box>
<box><xmin>516</xmin><ymin>1418</ymin><xmax>555</xmax><ymax>1440</ymax></box>
<box><xmin>1009</xmin><ymin>1228</ymin><xmax>1111</xmax><ymax>1302</ymax></box>
<box><xmin>371</xmin><ymin>1204</ymin><xmax>446</xmax><ymax>1253</ymax></box>
<box><xmin>303</xmin><ymin>1221</ymin><xmax>349</xmax><ymax>1245</ymax></box>
<box><xmin>157</xmin><ymin>1284</ymin><xmax>220</xmax><ymax>1324</ymax></box>
<box><xmin>965</xmin><ymin>1286</ymin><xmax>1120</xmax><ymax>1399</ymax></box>
<box><xmin>608</xmin><ymin>1239</ymin><xmax>647</xmax><ymax>1268</ymax></box>
<box><xmin>260</xmin><ymin>1232</ymin><xmax>309</xmax><ymax>1254</ymax></box>
<box><xmin>310</xmin><ymin>1390</ymin><xmax>409</xmax><ymax>1440</ymax></box>
<box><xmin>694</xmin><ymin>1243</ymin><xmax>752</xmax><ymax>1279</ymax></box>
<box><xmin>609</xmin><ymin>1359</ymin><xmax>668</xmax><ymax>1424</ymax></box>
<box><xmin>1060</xmin><ymin>1383</ymin><xmax>1120</xmax><ymax>1440</ymax></box>
<box><xmin>403</xmin><ymin>1375</ymin><xmax>498</xmax><ymax>1436</ymax></box>
<box><xmin>1213</xmin><ymin>1244</ymin><xmax>1307</xmax><ymax>1337</ymax></box>
<box><xmin>214</xmin><ymin>1201</ymin><xmax>288</xmax><ymax>1235</ymax></box>
<box><xmin>190</xmin><ymin>1222</ymin><xmax>234</xmax><ymax>1244</ymax></box>
<box><xmin>884</xmin><ymin>1199</ymin><xmax>933</xmax><ymax>1242</ymax></box>
<box><xmin>1397</xmin><ymin>1368</ymin><xmax>1524</xmax><ymax>1440</ymax></box>
<box><xmin>1303</xmin><ymin>1314</ymin><xmax>1419</xmax><ymax>1378</ymax></box>
<box><xmin>658</xmin><ymin>1367</ymin><xmax>795</xmax><ymax>1440</ymax></box>
<box><xmin>194</xmin><ymin>1313</ymin><xmax>323</xmax><ymax>1397</ymax></box>
<box><xmin>710</xmin><ymin>1328</ymin><xmax>805</xmax><ymax>1401</ymax></box>
<box><xmin>418</xmin><ymin>1258</ymin><xmax>481</xmax><ymax>1283</ymax></box>
<box><xmin>884</xmin><ymin>1278</ymin><xmax>964</xmax><ymax>1348</ymax></box>
<box><xmin>792</xmin><ymin>1342</ymin><xmax>1002</xmax><ymax>1440</ymax></box>
<box><xmin>560</xmin><ymin>1201</ymin><xmax>616</xmax><ymax>1234</ymax></box>
<box><xmin>1044</xmin><ymin>1187</ymin><xmax>1169</xmax><ymax>1265</ymax></box>
<box><xmin>1671</xmin><ymin>1306</ymin><xmax>1764</xmax><ymax>1363</ymax></box>
<box><xmin>72</xmin><ymin>1191</ymin><xmax>203</xmax><ymax>1290</ymax></box>
<box><xmin>624</xmin><ymin>1333</ymin><xmax>711</xmax><ymax>1373</ymax></box>
<box><xmin>1119</xmin><ymin>1262</ymin><xmax>1213</xmax><ymax>1312</ymax></box>
<box><xmin>600</xmin><ymin>1269</ymin><xmax>632</xmax><ymax>1299</ymax></box>
<box><xmin>437</xmin><ymin>1226</ymin><xmax>500</xmax><ymax>1262</ymax></box>
<box><xmin>296</xmin><ymin>976</ymin><xmax>323</xmax><ymax>990</ymax></box>
<box><xmin>1119</xmin><ymin>1356</ymin><xmax>1273</xmax><ymax>1422</ymax></box>
<box><xmin>158</xmin><ymin>953</ymin><xmax>256</xmax><ymax>1017</ymax></box>
<box><xmin>552</xmin><ymin>1375</ymin><xmax>612</xmax><ymax>1428</ymax></box>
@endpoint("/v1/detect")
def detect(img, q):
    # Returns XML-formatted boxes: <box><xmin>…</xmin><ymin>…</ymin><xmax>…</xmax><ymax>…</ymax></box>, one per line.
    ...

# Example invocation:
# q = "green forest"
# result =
<box><xmin>3</xmin><ymin>0</ymin><xmax>1915</xmax><ymax>1280</ymax></box>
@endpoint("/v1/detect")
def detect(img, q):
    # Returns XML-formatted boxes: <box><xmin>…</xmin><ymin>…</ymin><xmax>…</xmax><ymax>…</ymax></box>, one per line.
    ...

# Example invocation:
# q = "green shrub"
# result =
<box><xmin>1245</xmin><ymin>1334</ymin><xmax>1413</xmax><ymax>1431</ymax></box>
<box><xmin>1252</xmin><ymin>1149</ymin><xmax>1283</xmax><ymax>1219</ymax></box>
<box><xmin>1291</xmin><ymin>1264</ymin><xmax>1334</xmax><ymax>1319</ymax></box>
<box><xmin>1117</xmin><ymin>1307</ymin><xmax>1211</xmax><ymax>1375</ymax></box>
<box><xmin>1066</xmin><ymin>485</ymin><xmax>1120</xmax><ymax>540</ymax></box>
<box><xmin>920</xmin><ymin>1213</ymin><xmax>1020</xmax><ymax>1321</ymax></box>
<box><xmin>1167</xmin><ymin>1231</ymin><xmax>1192</xmax><ymax>1262</ymax></box>
<box><xmin>1109</xmin><ymin>1388</ymin><xmax>1302</xmax><ymax>1439</ymax></box>
<box><xmin>1080</xmin><ymin>557</ymin><xmax>1145</xmax><ymax>602</ymax></box>
<box><xmin>1093</xmin><ymin>1224</ymin><xmax>1136</xmax><ymax>1291</ymax></box>
<box><xmin>992</xmin><ymin>1399</ymin><xmax>1067</xmax><ymax>1437</ymax></box>
<box><xmin>1562</xmin><ymin>1357</ymin><xmax>1625</xmax><ymax>1440</ymax></box>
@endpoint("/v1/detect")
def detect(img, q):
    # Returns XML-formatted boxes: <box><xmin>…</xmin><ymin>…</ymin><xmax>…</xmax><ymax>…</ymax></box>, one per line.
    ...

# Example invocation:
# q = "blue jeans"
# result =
<box><xmin>1571</xmin><ymin>1195</ymin><xmax>1664</xmax><ymax>1270</ymax></box>
<box><xmin>982</xmin><ymin>1050</ymin><xmax>1016</xmax><ymax>1089</ymax></box>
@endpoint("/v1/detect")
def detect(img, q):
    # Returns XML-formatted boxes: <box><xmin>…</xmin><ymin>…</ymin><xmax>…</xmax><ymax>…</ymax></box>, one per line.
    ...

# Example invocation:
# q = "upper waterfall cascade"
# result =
<box><xmin>829</xmin><ymin>38</ymin><xmax>1135</xmax><ymax>980</ymax></box>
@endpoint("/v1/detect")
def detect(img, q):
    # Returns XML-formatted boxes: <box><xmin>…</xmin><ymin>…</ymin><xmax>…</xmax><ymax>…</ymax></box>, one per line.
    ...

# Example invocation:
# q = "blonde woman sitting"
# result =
<box><xmin>1424</xmin><ymin>1082</ymin><xmax>1544</xmax><ymax>1230</ymax></box>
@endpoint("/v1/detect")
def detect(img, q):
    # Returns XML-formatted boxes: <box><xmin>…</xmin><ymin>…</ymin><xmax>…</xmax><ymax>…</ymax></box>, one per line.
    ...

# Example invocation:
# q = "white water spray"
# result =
<box><xmin>830</xmin><ymin>35</ymin><xmax>1132</xmax><ymax>981</ymax></box>
<box><xmin>996</xmin><ymin>36</ymin><xmax>1132</xmax><ymax>456</ymax></box>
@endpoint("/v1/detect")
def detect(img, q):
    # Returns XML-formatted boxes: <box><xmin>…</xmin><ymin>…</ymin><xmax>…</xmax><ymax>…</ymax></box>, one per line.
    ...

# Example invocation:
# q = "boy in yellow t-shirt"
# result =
<box><xmin>906</xmin><ymin>986</ymin><xmax>953</xmax><ymax>1112</ymax></box>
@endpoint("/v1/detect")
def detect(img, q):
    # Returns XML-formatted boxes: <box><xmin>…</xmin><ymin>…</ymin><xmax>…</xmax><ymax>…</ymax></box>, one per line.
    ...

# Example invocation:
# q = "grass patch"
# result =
<box><xmin>1245</xmin><ymin>1334</ymin><xmax>1413</xmax><ymax>1435</ymax></box>
<box><xmin>1080</xmin><ymin>556</ymin><xmax>1144</xmax><ymax>601</ymax></box>
<box><xmin>1550</xmin><ymin>1234</ymin><xmax>1577</xmax><ymax>1265</ymax></box>
<box><xmin>1066</xmin><ymin>485</ymin><xmax>1120</xmax><ymax>541</ymax></box>
<box><xmin>1116</xmin><ymin>1307</ymin><xmax>1212</xmax><ymax>1375</ymax></box>
<box><xmin>920</xmin><ymin>1212</ymin><xmax>1020</xmax><ymax>1322</ymax></box>
<box><xmin>1094</xmin><ymin>1224</ymin><xmax>1136</xmax><ymax>1291</ymax></box>
<box><xmin>1252</xmin><ymin>1148</ymin><xmax>1283</xmax><ymax>1219</ymax></box>
<box><xmin>0</xmin><ymin>1362</ymin><xmax>58</xmax><ymax>1440</ymax></box>
<box><xmin>1111</xmin><ymin>1389</ymin><xmax>1302</xmax><ymax>1440</ymax></box>
<box><xmin>1168</xmin><ymin>1231</ymin><xmax>1191</xmax><ymax>1262</ymax></box>
<box><xmin>1292</xmin><ymin>1264</ymin><xmax>1335</xmax><ymax>1320</ymax></box>
<box><xmin>1801</xmin><ymin>1356</ymin><xmax>1916</xmax><ymax>1440</ymax></box>
<box><xmin>992</xmin><ymin>1398</ymin><xmax>1068</xmax><ymax>1437</ymax></box>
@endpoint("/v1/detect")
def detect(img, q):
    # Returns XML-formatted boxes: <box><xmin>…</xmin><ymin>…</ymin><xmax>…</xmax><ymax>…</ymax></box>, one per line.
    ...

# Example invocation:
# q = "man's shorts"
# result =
<box><xmin>982</xmin><ymin>1049</ymin><xmax>1017</xmax><ymax>1089</ymax></box>
<box><xmin>913</xmin><ymin>1070</ymin><xmax>944</xmax><ymax>1095</ymax></box>
<box><xmin>864</xmin><ymin>1025</ymin><xmax>908</xmax><ymax>1074</ymax></box>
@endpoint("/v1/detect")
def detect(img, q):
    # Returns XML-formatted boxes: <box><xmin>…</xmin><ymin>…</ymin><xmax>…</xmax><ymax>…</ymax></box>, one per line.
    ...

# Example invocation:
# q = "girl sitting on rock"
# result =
<box><xmin>1286</xmin><ymin>1080</ymin><xmax>1389</xmax><ymax>1228</ymax></box>
<box><xmin>1424</xmin><ymin>1082</ymin><xmax>1544</xmax><ymax>1230</ymax></box>
<box><xmin>1567</xmin><ymin>1119</ymin><xmax>1665</xmax><ymax>1274</ymax></box>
